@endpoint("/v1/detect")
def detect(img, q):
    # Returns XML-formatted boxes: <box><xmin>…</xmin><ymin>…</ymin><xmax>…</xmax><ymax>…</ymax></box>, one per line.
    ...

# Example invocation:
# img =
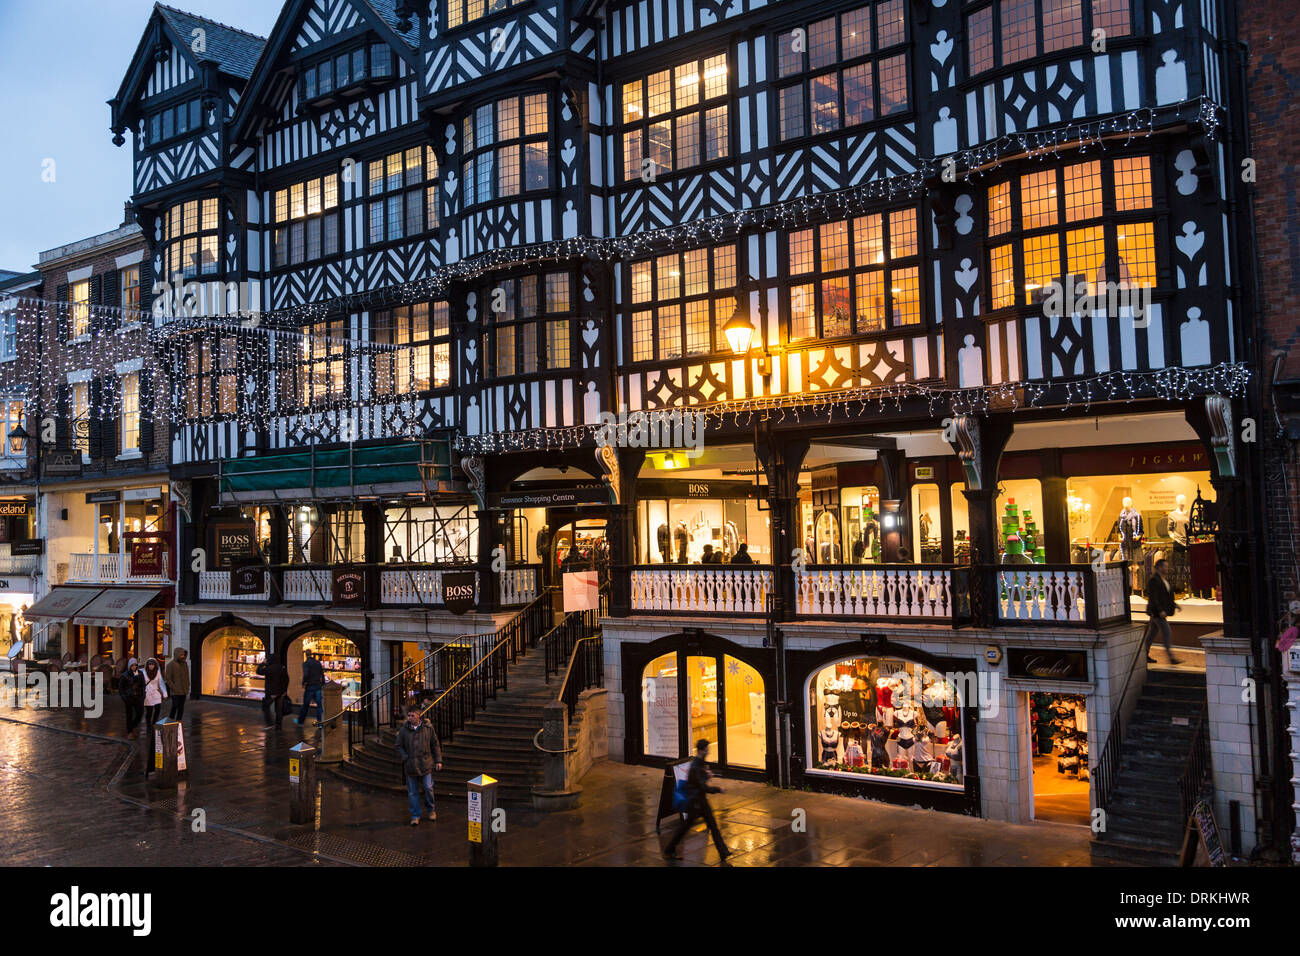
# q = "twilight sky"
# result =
<box><xmin>0</xmin><ymin>0</ymin><xmax>281</xmax><ymax>271</ymax></box>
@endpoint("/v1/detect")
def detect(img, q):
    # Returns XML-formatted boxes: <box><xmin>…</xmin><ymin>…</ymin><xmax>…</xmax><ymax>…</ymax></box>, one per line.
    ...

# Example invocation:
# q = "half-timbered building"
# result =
<box><xmin>106</xmin><ymin>0</ymin><xmax>1285</xmax><ymax>860</ymax></box>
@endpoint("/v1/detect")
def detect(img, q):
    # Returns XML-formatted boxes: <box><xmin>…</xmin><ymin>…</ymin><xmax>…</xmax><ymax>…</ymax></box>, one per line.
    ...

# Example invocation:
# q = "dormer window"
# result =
<box><xmin>300</xmin><ymin>43</ymin><xmax>395</xmax><ymax>105</ymax></box>
<box><xmin>447</xmin><ymin>0</ymin><xmax>521</xmax><ymax>30</ymax></box>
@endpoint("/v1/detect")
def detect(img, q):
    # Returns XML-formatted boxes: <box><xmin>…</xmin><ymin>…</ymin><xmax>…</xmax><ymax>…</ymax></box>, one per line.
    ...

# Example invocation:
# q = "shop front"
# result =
<box><xmin>0</xmin><ymin>573</ymin><xmax>35</xmax><ymax>655</ymax></box>
<box><xmin>787</xmin><ymin>639</ymin><xmax>980</xmax><ymax>814</ymax></box>
<box><xmin>282</xmin><ymin>623</ymin><xmax>365</xmax><ymax>706</ymax></box>
<box><xmin>621</xmin><ymin>632</ymin><xmax>773</xmax><ymax>778</ymax></box>
<box><xmin>636</xmin><ymin>479</ymin><xmax>770</xmax><ymax>565</ymax></box>
<box><xmin>195</xmin><ymin>619</ymin><xmax>270</xmax><ymax>700</ymax></box>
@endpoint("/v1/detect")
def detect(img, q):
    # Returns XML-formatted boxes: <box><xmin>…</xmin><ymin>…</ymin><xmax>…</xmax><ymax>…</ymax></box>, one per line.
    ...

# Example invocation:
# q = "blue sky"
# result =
<box><xmin>0</xmin><ymin>0</ymin><xmax>281</xmax><ymax>271</ymax></box>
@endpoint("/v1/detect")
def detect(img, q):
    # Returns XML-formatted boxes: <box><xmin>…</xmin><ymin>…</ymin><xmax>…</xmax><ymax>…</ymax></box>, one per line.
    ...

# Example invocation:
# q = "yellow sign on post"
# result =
<box><xmin>289</xmin><ymin>757</ymin><xmax>300</xmax><ymax>783</ymax></box>
<box><xmin>468</xmin><ymin>821</ymin><xmax>482</xmax><ymax>843</ymax></box>
<box><xmin>468</xmin><ymin>789</ymin><xmax>483</xmax><ymax>843</ymax></box>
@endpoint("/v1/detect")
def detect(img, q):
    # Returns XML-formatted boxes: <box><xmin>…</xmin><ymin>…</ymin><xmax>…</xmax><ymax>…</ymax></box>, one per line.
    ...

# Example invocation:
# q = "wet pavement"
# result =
<box><xmin>2</xmin><ymin>699</ymin><xmax>1093</xmax><ymax>867</ymax></box>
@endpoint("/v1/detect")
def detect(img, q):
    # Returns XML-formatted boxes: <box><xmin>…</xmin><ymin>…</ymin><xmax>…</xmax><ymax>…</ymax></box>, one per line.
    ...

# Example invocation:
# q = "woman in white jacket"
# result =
<box><xmin>142</xmin><ymin>657</ymin><xmax>169</xmax><ymax>734</ymax></box>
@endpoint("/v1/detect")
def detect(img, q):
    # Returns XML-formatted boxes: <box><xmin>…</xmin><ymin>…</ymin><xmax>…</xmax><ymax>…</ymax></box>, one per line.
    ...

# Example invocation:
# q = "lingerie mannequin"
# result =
<box><xmin>894</xmin><ymin>704</ymin><xmax>917</xmax><ymax>769</ymax></box>
<box><xmin>867</xmin><ymin>722</ymin><xmax>890</xmax><ymax>769</ymax></box>
<box><xmin>945</xmin><ymin>734</ymin><xmax>963</xmax><ymax>781</ymax></box>
<box><xmin>819</xmin><ymin>720</ymin><xmax>840</xmax><ymax>766</ymax></box>
<box><xmin>875</xmin><ymin>676</ymin><xmax>895</xmax><ymax>727</ymax></box>
<box><xmin>913</xmin><ymin>732</ymin><xmax>933</xmax><ymax>773</ymax></box>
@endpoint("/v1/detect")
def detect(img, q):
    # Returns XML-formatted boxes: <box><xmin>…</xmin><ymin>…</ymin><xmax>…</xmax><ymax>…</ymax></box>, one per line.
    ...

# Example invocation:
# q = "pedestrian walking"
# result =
<box><xmin>119</xmin><ymin>658</ymin><xmax>145</xmax><ymax>739</ymax></box>
<box><xmin>663</xmin><ymin>738</ymin><xmax>731</xmax><ymax>861</ymax></box>
<box><xmin>1144</xmin><ymin>557</ymin><xmax>1180</xmax><ymax>664</ymax></box>
<box><xmin>295</xmin><ymin>652</ymin><xmax>326</xmax><ymax>725</ymax></box>
<box><xmin>164</xmin><ymin>648</ymin><xmax>190</xmax><ymax>720</ymax></box>
<box><xmin>258</xmin><ymin>655</ymin><xmax>290</xmax><ymax>729</ymax></box>
<box><xmin>142</xmin><ymin>658</ymin><xmax>169</xmax><ymax>730</ymax></box>
<box><xmin>395</xmin><ymin>704</ymin><xmax>442</xmax><ymax>826</ymax></box>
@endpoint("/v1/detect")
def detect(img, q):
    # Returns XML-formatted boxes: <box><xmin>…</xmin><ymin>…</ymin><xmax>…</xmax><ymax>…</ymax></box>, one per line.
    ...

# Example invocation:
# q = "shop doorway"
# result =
<box><xmin>388</xmin><ymin>639</ymin><xmax>474</xmax><ymax>708</ymax></box>
<box><xmin>285</xmin><ymin>630</ymin><xmax>362</xmax><ymax>707</ymax></box>
<box><xmin>550</xmin><ymin>519</ymin><xmax>607</xmax><ymax>575</ymax></box>
<box><xmin>640</xmin><ymin>649</ymin><xmax>767</xmax><ymax>774</ymax></box>
<box><xmin>200</xmin><ymin>627</ymin><xmax>266</xmax><ymax>700</ymax></box>
<box><xmin>1028</xmin><ymin>692</ymin><xmax>1091</xmax><ymax>826</ymax></box>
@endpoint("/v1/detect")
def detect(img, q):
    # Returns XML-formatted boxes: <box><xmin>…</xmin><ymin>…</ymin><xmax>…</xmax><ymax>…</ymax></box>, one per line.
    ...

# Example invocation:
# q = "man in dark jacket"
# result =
<box><xmin>164</xmin><ymin>648</ymin><xmax>191</xmax><ymax>720</ymax></box>
<box><xmin>1144</xmin><ymin>557</ymin><xmax>1179</xmax><ymax>664</ymax></box>
<box><xmin>728</xmin><ymin>543</ymin><xmax>754</xmax><ymax>565</ymax></box>
<box><xmin>664</xmin><ymin>738</ymin><xmax>731</xmax><ymax>861</ymax></box>
<box><xmin>258</xmin><ymin>655</ymin><xmax>291</xmax><ymax>729</ymax></box>
<box><xmin>295</xmin><ymin>652</ymin><xmax>326</xmax><ymax>726</ymax></box>
<box><xmin>396</xmin><ymin>704</ymin><xmax>443</xmax><ymax>825</ymax></box>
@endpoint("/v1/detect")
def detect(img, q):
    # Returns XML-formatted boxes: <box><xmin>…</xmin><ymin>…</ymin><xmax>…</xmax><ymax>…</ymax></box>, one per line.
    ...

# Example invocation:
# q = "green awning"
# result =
<box><xmin>219</xmin><ymin>442</ymin><xmax>455</xmax><ymax>503</ymax></box>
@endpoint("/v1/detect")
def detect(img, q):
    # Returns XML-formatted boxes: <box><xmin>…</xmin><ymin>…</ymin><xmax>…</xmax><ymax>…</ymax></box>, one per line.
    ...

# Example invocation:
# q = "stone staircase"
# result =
<box><xmin>330</xmin><ymin>646</ymin><xmax>585</xmax><ymax>806</ymax></box>
<box><xmin>1091</xmin><ymin>668</ymin><xmax>1208</xmax><ymax>866</ymax></box>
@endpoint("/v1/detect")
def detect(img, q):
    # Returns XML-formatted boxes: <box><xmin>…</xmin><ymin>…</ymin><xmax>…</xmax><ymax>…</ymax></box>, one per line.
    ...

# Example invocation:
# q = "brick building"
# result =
<box><xmin>1240</xmin><ymin>5</ymin><xmax>1300</xmax><ymax>863</ymax></box>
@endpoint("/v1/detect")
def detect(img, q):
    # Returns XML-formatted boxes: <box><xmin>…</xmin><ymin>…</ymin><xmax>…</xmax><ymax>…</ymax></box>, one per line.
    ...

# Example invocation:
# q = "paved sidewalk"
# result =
<box><xmin>2</xmin><ymin>699</ymin><xmax>1093</xmax><ymax>867</ymax></box>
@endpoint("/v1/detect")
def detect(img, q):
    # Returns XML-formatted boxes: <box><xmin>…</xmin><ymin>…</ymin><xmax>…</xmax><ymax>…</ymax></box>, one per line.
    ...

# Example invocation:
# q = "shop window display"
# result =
<box><xmin>910</xmin><ymin>483</ymin><xmax>942</xmax><ymax>563</ymax></box>
<box><xmin>638</xmin><ymin>497</ymin><xmax>769</xmax><ymax>564</ymax></box>
<box><xmin>808</xmin><ymin>656</ymin><xmax>963</xmax><ymax>787</ymax></box>
<box><xmin>837</xmin><ymin>485</ymin><xmax>880</xmax><ymax>562</ymax></box>
<box><xmin>643</xmin><ymin>652</ymin><xmax>680</xmax><ymax>758</ymax></box>
<box><xmin>201</xmin><ymin>628</ymin><xmax>266</xmax><ymax>699</ymax></box>
<box><xmin>949</xmin><ymin>484</ymin><xmax>970</xmax><ymax>564</ymax></box>
<box><xmin>288</xmin><ymin>631</ymin><xmax>362</xmax><ymax>706</ymax></box>
<box><xmin>1066</xmin><ymin>471</ymin><xmax>1218</xmax><ymax>610</ymax></box>
<box><xmin>996</xmin><ymin>479</ymin><xmax>1046</xmax><ymax>562</ymax></box>
<box><xmin>641</xmin><ymin>651</ymin><xmax>767</xmax><ymax>769</ymax></box>
<box><xmin>1029</xmin><ymin>692</ymin><xmax>1090</xmax><ymax>825</ymax></box>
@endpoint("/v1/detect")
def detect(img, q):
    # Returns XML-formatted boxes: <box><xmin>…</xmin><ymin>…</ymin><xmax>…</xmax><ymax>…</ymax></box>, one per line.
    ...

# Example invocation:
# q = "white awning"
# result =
<box><xmin>72</xmin><ymin>588</ymin><xmax>162</xmax><ymax>629</ymax></box>
<box><xmin>23</xmin><ymin>587</ymin><xmax>104</xmax><ymax>621</ymax></box>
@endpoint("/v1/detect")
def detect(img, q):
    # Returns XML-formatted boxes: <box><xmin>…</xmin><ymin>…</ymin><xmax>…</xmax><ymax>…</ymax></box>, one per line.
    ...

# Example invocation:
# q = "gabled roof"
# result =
<box><xmin>228</xmin><ymin>0</ymin><xmax>422</xmax><ymax>147</ymax></box>
<box><xmin>155</xmin><ymin>4</ymin><xmax>267</xmax><ymax>80</ymax></box>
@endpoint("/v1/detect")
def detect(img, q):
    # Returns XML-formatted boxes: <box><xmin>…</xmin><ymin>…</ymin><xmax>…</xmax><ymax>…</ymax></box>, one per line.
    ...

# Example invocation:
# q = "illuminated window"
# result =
<box><xmin>374</xmin><ymin>301</ymin><xmax>452</xmax><ymax>394</ymax></box>
<box><xmin>622</xmin><ymin>54</ymin><xmax>729</xmax><ymax>180</ymax></box>
<box><xmin>776</xmin><ymin>2</ymin><xmax>908</xmax><ymax>142</ymax></box>
<box><xmin>120</xmin><ymin>373</ymin><xmax>140</xmax><ymax>453</ymax></box>
<box><xmin>69</xmin><ymin>280</ymin><xmax>91</xmax><ymax>339</ymax></box>
<box><xmin>626</xmin><ymin>246</ymin><xmax>736</xmax><ymax>361</ymax></box>
<box><xmin>484</xmin><ymin>273</ymin><xmax>572</xmax><ymax>377</ymax></box>
<box><xmin>274</xmin><ymin>173</ymin><xmax>341</xmax><ymax>267</ymax></box>
<box><xmin>120</xmin><ymin>266</ymin><xmax>141</xmax><ymax>314</ymax></box>
<box><xmin>365</xmin><ymin>146</ymin><xmax>440</xmax><ymax>244</ymax></box>
<box><xmin>447</xmin><ymin>0</ymin><xmax>518</xmax><ymax>29</ymax></box>
<box><xmin>162</xmin><ymin>197</ymin><xmax>220</xmax><ymax>279</ymax></box>
<box><xmin>787</xmin><ymin>208</ymin><xmax>921</xmax><ymax>340</ymax></box>
<box><xmin>0</xmin><ymin>399</ymin><xmax>24</xmax><ymax>458</ymax></box>
<box><xmin>985</xmin><ymin>156</ymin><xmax>1157</xmax><ymax>309</ymax></box>
<box><xmin>967</xmin><ymin>0</ymin><xmax>1110</xmax><ymax>76</ymax></box>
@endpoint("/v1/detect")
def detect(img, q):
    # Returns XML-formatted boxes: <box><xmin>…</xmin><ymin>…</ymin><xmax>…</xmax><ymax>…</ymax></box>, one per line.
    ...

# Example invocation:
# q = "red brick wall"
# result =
<box><xmin>1241</xmin><ymin>8</ymin><xmax>1300</xmax><ymax>608</ymax></box>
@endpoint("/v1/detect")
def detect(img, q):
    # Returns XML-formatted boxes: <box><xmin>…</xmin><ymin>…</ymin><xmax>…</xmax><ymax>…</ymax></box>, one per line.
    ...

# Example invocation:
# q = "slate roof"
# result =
<box><xmin>362</xmin><ymin>0</ymin><xmax>421</xmax><ymax>49</ymax></box>
<box><xmin>155</xmin><ymin>4</ymin><xmax>267</xmax><ymax>79</ymax></box>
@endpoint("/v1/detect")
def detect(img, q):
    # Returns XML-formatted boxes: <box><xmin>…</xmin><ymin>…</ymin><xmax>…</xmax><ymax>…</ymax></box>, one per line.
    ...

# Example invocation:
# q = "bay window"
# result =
<box><xmin>367</xmin><ymin>146</ymin><xmax>439</xmax><ymax>244</ymax></box>
<box><xmin>488</xmin><ymin>272</ymin><xmax>572</xmax><ymax>377</ymax></box>
<box><xmin>374</xmin><ymin>301</ymin><xmax>453</xmax><ymax>394</ymax></box>
<box><xmin>967</xmin><ymin>0</ymin><xmax>1131</xmax><ymax>77</ymax></box>
<box><xmin>274</xmin><ymin>173</ymin><xmax>341</xmax><ymax>267</ymax></box>
<box><xmin>461</xmin><ymin>94</ymin><xmax>550</xmax><ymax>208</ymax></box>
<box><xmin>162</xmin><ymin>198</ymin><xmax>219</xmax><ymax>279</ymax></box>
<box><xmin>628</xmin><ymin>245</ymin><xmax>737</xmax><ymax>362</ymax></box>
<box><xmin>622</xmin><ymin>54</ymin><xmax>730</xmax><ymax>181</ymax></box>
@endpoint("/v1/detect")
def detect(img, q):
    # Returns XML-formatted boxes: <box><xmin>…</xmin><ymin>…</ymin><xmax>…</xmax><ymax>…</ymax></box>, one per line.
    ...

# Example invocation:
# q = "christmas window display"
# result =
<box><xmin>1029</xmin><ymin>692</ymin><xmax>1089</xmax><ymax>779</ymax></box>
<box><xmin>808</xmin><ymin>656</ymin><xmax>963</xmax><ymax>787</ymax></box>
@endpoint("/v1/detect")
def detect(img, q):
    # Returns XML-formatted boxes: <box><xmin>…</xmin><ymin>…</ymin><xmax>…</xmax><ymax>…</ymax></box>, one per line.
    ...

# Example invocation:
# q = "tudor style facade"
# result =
<box><xmin>106</xmin><ymin>0</ymin><xmax>1287</xmax><ymax>861</ymax></box>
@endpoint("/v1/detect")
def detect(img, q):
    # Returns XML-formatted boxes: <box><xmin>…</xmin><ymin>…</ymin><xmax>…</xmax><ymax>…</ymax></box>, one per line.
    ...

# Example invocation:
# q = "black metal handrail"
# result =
<box><xmin>543</xmin><ymin>583</ymin><xmax>608</xmax><ymax>680</ymax></box>
<box><xmin>1177</xmin><ymin>707</ymin><xmax>1213</xmax><ymax>824</ymax></box>
<box><xmin>417</xmin><ymin>588</ymin><xmax>555</xmax><ymax>746</ymax></box>
<box><xmin>556</xmin><ymin>634</ymin><xmax>604</xmax><ymax>721</ymax></box>
<box><xmin>1094</xmin><ymin>627</ymin><xmax>1152</xmax><ymax>813</ymax></box>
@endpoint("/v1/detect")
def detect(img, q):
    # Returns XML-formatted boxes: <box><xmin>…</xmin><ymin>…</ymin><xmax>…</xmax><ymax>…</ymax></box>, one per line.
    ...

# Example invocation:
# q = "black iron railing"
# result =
<box><xmin>1178</xmin><ymin>707</ymin><xmax>1213</xmax><ymax>824</ymax></box>
<box><xmin>1094</xmin><ymin>629</ymin><xmax>1152</xmax><ymax>813</ymax></box>
<box><xmin>341</xmin><ymin>632</ymin><xmax>495</xmax><ymax>756</ymax></box>
<box><xmin>557</xmin><ymin>634</ymin><xmax>604</xmax><ymax>720</ymax></box>
<box><xmin>543</xmin><ymin>584</ymin><xmax>608</xmax><ymax>680</ymax></box>
<box><xmin>418</xmin><ymin>588</ymin><xmax>554</xmax><ymax>745</ymax></box>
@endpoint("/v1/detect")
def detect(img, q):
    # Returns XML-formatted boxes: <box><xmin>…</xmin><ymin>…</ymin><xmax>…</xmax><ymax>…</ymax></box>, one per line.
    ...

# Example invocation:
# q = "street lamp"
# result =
<box><xmin>724</xmin><ymin>275</ymin><xmax>771</xmax><ymax>376</ymax></box>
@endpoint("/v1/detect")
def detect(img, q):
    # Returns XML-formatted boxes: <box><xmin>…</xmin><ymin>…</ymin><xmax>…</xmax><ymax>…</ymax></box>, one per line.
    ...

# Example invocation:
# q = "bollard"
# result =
<box><xmin>318</xmin><ymin>681</ymin><xmax>346</xmax><ymax>764</ymax></box>
<box><xmin>289</xmin><ymin>741</ymin><xmax>318</xmax><ymax>825</ymax></box>
<box><xmin>468</xmin><ymin>774</ymin><xmax>499</xmax><ymax>867</ymax></box>
<box><xmin>153</xmin><ymin>718</ymin><xmax>183</xmax><ymax>789</ymax></box>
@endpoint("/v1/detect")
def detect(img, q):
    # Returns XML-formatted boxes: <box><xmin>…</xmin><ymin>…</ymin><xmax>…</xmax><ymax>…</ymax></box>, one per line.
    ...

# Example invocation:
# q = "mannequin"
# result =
<box><xmin>945</xmin><ymin>734</ymin><xmax>963</xmax><ymax>781</ymax></box>
<box><xmin>818</xmin><ymin>718</ymin><xmax>840</xmax><ymax>766</ymax></box>
<box><xmin>1117</xmin><ymin>496</ymin><xmax>1144</xmax><ymax>589</ymax></box>
<box><xmin>867</xmin><ymin>721</ymin><xmax>890</xmax><ymax>769</ymax></box>
<box><xmin>1167</xmin><ymin>494</ymin><xmax>1190</xmax><ymax>593</ymax></box>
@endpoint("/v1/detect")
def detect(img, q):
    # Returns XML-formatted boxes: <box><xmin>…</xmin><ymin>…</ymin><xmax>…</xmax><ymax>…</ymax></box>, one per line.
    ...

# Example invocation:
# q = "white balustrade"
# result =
<box><xmin>499</xmin><ymin>566</ymin><xmax>538</xmax><ymax>605</ymax></box>
<box><xmin>380</xmin><ymin>567</ymin><xmax>478</xmax><ymax>606</ymax></box>
<box><xmin>996</xmin><ymin>567</ymin><xmax>1086</xmax><ymax>622</ymax></box>
<box><xmin>1093</xmin><ymin>565</ymin><xmax>1128</xmax><ymax>620</ymax></box>
<box><xmin>68</xmin><ymin>552</ymin><xmax>171</xmax><ymax>584</ymax></box>
<box><xmin>630</xmin><ymin>566</ymin><xmax>773</xmax><ymax>614</ymax></box>
<box><xmin>795</xmin><ymin>565</ymin><xmax>954</xmax><ymax>618</ymax></box>
<box><xmin>0</xmin><ymin>555</ymin><xmax>39</xmax><ymax>575</ymax></box>
<box><xmin>284</xmin><ymin>568</ymin><xmax>332</xmax><ymax>602</ymax></box>
<box><xmin>199</xmin><ymin>569</ymin><xmax>268</xmax><ymax>601</ymax></box>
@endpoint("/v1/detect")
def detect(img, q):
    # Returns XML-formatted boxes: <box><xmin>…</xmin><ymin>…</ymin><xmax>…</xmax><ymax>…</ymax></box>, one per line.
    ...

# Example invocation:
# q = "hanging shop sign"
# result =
<box><xmin>489</xmin><ymin>485</ymin><xmax>609</xmax><ymax>509</ymax></box>
<box><xmin>1006</xmin><ymin>648</ymin><xmax>1089</xmax><ymax>683</ymax></box>
<box><xmin>123</xmin><ymin>487</ymin><xmax>164</xmax><ymax>502</ymax></box>
<box><xmin>212</xmin><ymin>522</ymin><xmax>257</xmax><ymax>569</ymax></box>
<box><xmin>10</xmin><ymin>539</ymin><xmax>43</xmax><ymax>556</ymax></box>
<box><xmin>440</xmin><ymin>571</ymin><xmax>477</xmax><ymax>615</ymax></box>
<box><xmin>636</xmin><ymin>478</ymin><xmax>760</xmax><ymax>499</ymax></box>
<box><xmin>230</xmin><ymin>566</ymin><xmax>266</xmax><ymax>595</ymax></box>
<box><xmin>332</xmin><ymin>566</ymin><xmax>368</xmax><ymax>606</ymax></box>
<box><xmin>85</xmin><ymin>491</ymin><xmax>121</xmax><ymax>504</ymax></box>
<box><xmin>42</xmin><ymin>450</ymin><xmax>82</xmax><ymax>477</ymax></box>
<box><xmin>130</xmin><ymin>540</ymin><xmax>164</xmax><ymax>577</ymax></box>
<box><xmin>0</xmin><ymin>501</ymin><xmax>30</xmax><ymax>517</ymax></box>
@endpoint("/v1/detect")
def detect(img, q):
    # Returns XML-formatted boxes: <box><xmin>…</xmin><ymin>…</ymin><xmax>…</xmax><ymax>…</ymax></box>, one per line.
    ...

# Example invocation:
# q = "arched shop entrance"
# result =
<box><xmin>622</xmin><ymin>633</ymin><xmax>773</xmax><ymax>779</ymax></box>
<box><xmin>199</xmin><ymin>625</ymin><xmax>268</xmax><ymax>701</ymax></box>
<box><xmin>282</xmin><ymin>625</ymin><xmax>364</xmax><ymax>707</ymax></box>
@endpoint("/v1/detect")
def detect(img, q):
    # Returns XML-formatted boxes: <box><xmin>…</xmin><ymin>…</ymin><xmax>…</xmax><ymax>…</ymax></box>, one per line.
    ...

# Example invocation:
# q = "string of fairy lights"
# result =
<box><xmin>453</xmin><ymin>362</ymin><xmax>1252</xmax><ymax>454</ymax></box>
<box><xmin>0</xmin><ymin>95</ymin><xmax>1229</xmax><ymax>437</ymax></box>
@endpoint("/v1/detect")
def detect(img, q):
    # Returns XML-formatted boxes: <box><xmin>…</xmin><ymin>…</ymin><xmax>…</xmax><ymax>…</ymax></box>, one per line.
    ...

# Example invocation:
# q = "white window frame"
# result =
<box><xmin>0</xmin><ymin>312</ymin><xmax>16</xmax><ymax>361</ymax></box>
<box><xmin>120</xmin><ymin>372</ymin><xmax>141</xmax><ymax>458</ymax></box>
